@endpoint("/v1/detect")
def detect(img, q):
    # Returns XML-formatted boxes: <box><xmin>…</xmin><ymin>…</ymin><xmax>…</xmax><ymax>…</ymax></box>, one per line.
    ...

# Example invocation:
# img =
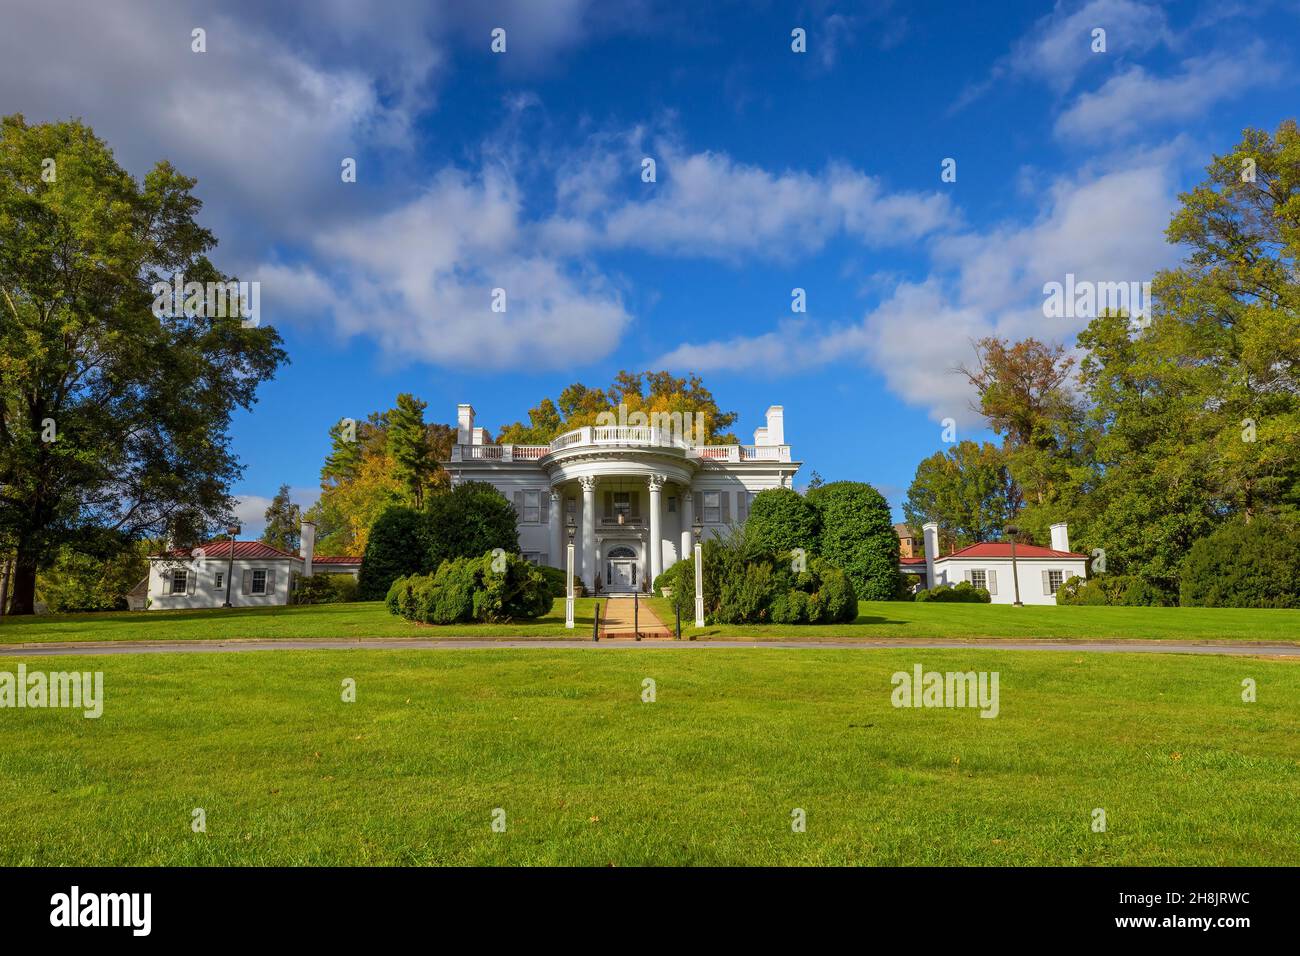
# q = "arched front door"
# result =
<box><xmin>605</xmin><ymin>546</ymin><xmax>638</xmax><ymax>592</ymax></box>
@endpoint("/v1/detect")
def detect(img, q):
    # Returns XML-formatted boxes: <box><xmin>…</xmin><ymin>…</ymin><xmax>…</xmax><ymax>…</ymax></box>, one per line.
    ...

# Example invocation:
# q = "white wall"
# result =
<box><xmin>933</xmin><ymin>557</ymin><xmax>1089</xmax><ymax>605</ymax></box>
<box><xmin>147</xmin><ymin>557</ymin><xmax>297</xmax><ymax>610</ymax></box>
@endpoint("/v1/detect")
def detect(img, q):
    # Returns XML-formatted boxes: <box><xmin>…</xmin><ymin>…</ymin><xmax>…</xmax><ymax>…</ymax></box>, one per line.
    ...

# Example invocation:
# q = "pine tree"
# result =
<box><xmin>261</xmin><ymin>484</ymin><xmax>301</xmax><ymax>553</ymax></box>
<box><xmin>387</xmin><ymin>394</ymin><xmax>437</xmax><ymax>509</ymax></box>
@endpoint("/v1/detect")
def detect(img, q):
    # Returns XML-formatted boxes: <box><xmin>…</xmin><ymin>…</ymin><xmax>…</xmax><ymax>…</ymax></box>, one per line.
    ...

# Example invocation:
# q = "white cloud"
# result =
<box><xmin>232</xmin><ymin>486</ymin><xmax>320</xmax><ymax>539</ymax></box>
<box><xmin>654</xmin><ymin>152</ymin><xmax>1184</xmax><ymax>425</ymax></box>
<box><xmin>545</xmin><ymin>141</ymin><xmax>955</xmax><ymax>262</ymax></box>
<box><xmin>267</xmin><ymin>168</ymin><xmax>631</xmax><ymax>368</ymax></box>
<box><xmin>954</xmin><ymin>0</ymin><xmax>1172</xmax><ymax>108</ymax></box>
<box><xmin>1053</xmin><ymin>49</ymin><xmax>1274</xmax><ymax>140</ymax></box>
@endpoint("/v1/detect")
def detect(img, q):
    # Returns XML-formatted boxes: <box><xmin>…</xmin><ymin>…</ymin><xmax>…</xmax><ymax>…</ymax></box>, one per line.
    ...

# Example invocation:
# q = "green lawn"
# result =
<box><xmin>1</xmin><ymin>648</ymin><xmax>1295</xmax><ymax>865</ymax></box>
<box><xmin>2</xmin><ymin>596</ymin><xmax>1297</xmax><ymax>645</ymax></box>
<box><xmin>0</xmin><ymin>599</ymin><xmax>599</xmax><ymax>644</ymax></box>
<box><xmin>645</xmin><ymin>597</ymin><xmax>1300</xmax><ymax>643</ymax></box>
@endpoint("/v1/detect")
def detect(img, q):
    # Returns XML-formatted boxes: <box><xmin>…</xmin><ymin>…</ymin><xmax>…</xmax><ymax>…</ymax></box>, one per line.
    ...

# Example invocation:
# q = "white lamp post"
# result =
<box><xmin>692</xmin><ymin>514</ymin><xmax>705</xmax><ymax>628</ymax></box>
<box><xmin>565</xmin><ymin>514</ymin><xmax>576</xmax><ymax>629</ymax></box>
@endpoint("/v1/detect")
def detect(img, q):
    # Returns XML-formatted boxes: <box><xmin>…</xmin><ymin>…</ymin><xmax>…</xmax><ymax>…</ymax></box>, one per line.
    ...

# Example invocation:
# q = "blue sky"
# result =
<box><xmin>5</xmin><ymin>0</ymin><xmax>1298</xmax><ymax>533</ymax></box>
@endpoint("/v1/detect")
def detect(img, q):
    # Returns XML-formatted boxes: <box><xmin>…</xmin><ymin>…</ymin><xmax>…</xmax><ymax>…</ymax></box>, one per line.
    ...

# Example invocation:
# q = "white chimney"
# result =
<box><xmin>457</xmin><ymin>404</ymin><xmax>475</xmax><ymax>445</ymax></box>
<box><xmin>764</xmin><ymin>405</ymin><xmax>784</xmax><ymax>446</ymax></box>
<box><xmin>472</xmin><ymin>426</ymin><xmax>487</xmax><ymax>446</ymax></box>
<box><xmin>301</xmin><ymin>520</ymin><xmax>316</xmax><ymax>577</ymax></box>
<box><xmin>753</xmin><ymin>425</ymin><xmax>769</xmax><ymax>446</ymax></box>
<box><xmin>922</xmin><ymin>522</ymin><xmax>939</xmax><ymax>589</ymax></box>
<box><xmin>1050</xmin><ymin>522</ymin><xmax>1070</xmax><ymax>553</ymax></box>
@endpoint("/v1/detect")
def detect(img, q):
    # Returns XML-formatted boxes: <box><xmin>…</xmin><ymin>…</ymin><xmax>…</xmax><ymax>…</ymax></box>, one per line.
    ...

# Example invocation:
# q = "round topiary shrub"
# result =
<box><xmin>425</xmin><ymin>481</ymin><xmax>520</xmax><ymax>569</ymax></box>
<box><xmin>359</xmin><ymin>506</ymin><xmax>435</xmax><ymax>600</ymax></box>
<box><xmin>810</xmin><ymin>558</ymin><xmax>857</xmax><ymax>622</ymax></box>
<box><xmin>1180</xmin><ymin>517</ymin><xmax>1300</xmax><ymax>608</ymax></box>
<box><xmin>745</xmin><ymin>488</ymin><xmax>820</xmax><ymax>555</ymax></box>
<box><xmin>385</xmin><ymin>551</ymin><xmax>553</xmax><ymax>625</ymax></box>
<box><xmin>805</xmin><ymin>481</ymin><xmax>898</xmax><ymax>601</ymax></box>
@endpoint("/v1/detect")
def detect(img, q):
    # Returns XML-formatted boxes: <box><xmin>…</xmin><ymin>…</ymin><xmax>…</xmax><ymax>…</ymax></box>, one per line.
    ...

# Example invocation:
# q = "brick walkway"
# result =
<box><xmin>599</xmin><ymin>596</ymin><xmax>672</xmax><ymax>639</ymax></box>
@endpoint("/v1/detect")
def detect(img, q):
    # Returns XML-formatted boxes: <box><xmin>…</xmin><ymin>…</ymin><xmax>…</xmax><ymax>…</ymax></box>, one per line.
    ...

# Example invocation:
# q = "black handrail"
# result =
<box><xmin>592</xmin><ymin>601</ymin><xmax>600</xmax><ymax>642</ymax></box>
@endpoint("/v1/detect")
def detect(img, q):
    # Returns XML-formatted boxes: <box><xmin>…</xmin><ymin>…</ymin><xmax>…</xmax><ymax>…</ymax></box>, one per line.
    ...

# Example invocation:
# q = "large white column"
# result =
<box><xmin>647</xmin><ymin>475</ymin><xmax>665</xmax><ymax>586</ymax></box>
<box><xmin>680</xmin><ymin>490</ymin><xmax>693</xmax><ymax>564</ymax></box>
<box><xmin>549</xmin><ymin>490</ymin><xmax>563</xmax><ymax>569</ymax></box>
<box><xmin>580</xmin><ymin>476</ymin><xmax>597</xmax><ymax>590</ymax></box>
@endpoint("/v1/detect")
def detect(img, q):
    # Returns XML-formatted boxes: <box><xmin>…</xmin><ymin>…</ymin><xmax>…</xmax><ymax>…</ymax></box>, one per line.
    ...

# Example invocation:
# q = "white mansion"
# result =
<box><xmin>446</xmin><ymin>403</ymin><xmax>800</xmax><ymax>593</ymax></box>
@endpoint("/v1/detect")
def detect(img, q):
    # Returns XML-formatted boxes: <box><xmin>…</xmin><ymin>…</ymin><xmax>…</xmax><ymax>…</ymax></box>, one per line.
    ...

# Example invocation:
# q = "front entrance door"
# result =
<box><xmin>605</xmin><ymin>546</ymin><xmax>638</xmax><ymax>592</ymax></box>
<box><xmin>610</xmin><ymin>561</ymin><xmax>635</xmax><ymax>590</ymax></box>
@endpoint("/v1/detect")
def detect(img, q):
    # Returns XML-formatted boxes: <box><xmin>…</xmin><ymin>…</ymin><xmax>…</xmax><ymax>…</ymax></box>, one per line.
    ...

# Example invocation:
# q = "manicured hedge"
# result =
<box><xmin>745</xmin><ymin>487</ymin><xmax>820</xmax><ymax>554</ymax></box>
<box><xmin>1057</xmin><ymin>574</ymin><xmax>1170</xmax><ymax>607</ymax></box>
<box><xmin>1179</xmin><ymin>517</ymin><xmax>1300</xmax><ymax>608</ymax></box>
<box><xmin>385</xmin><ymin>551</ymin><xmax>552</xmax><ymax>625</ymax></box>
<box><xmin>914</xmin><ymin>581</ymin><xmax>990</xmax><ymax>603</ymax></box>
<box><xmin>358</xmin><ymin>505</ymin><xmax>434</xmax><ymax>600</ymax></box>
<box><xmin>655</xmin><ymin>539</ymin><xmax>857</xmax><ymax>625</ymax></box>
<box><xmin>805</xmin><ymin>481</ymin><xmax>899</xmax><ymax>601</ymax></box>
<box><xmin>292</xmin><ymin>574</ymin><xmax>360</xmax><ymax>605</ymax></box>
<box><xmin>358</xmin><ymin>482</ymin><xmax>519</xmax><ymax>600</ymax></box>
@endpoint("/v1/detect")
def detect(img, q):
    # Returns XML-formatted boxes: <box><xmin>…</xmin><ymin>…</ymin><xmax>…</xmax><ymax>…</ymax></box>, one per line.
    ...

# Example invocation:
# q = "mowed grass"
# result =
<box><xmin>0</xmin><ymin>648</ymin><xmax>1296</xmax><ymax>865</ymax></box>
<box><xmin>0</xmin><ymin>599</ymin><xmax>598</xmax><ymax>644</ymax></box>
<box><xmin>645</xmin><ymin>597</ymin><xmax>1300</xmax><ymax>643</ymax></box>
<box><xmin>3</xmin><ymin>597</ymin><xmax>1299</xmax><ymax>645</ymax></box>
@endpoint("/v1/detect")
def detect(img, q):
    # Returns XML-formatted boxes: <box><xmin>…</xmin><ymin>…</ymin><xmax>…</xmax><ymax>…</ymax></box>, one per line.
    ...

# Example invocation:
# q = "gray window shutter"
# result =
<box><xmin>720</xmin><ymin>491</ymin><xmax>731</xmax><ymax>524</ymax></box>
<box><xmin>539</xmin><ymin>552</ymin><xmax>548</xmax><ymax>567</ymax></box>
<box><xmin>963</xmin><ymin>569</ymin><xmax>972</xmax><ymax>584</ymax></box>
<box><xmin>540</xmin><ymin>492</ymin><xmax>550</xmax><ymax>525</ymax></box>
<box><xmin>630</xmin><ymin>491</ymin><xmax>640</xmax><ymax>518</ymax></box>
<box><xmin>1041</xmin><ymin>570</ymin><xmax>1051</xmax><ymax>594</ymax></box>
<box><xmin>603</xmin><ymin>491</ymin><xmax>613</xmax><ymax>519</ymax></box>
<box><xmin>266</xmin><ymin>570</ymin><xmax>276</xmax><ymax>594</ymax></box>
<box><xmin>740</xmin><ymin>492</ymin><xmax>750</xmax><ymax>521</ymax></box>
<box><xmin>987</xmin><ymin>569</ymin><xmax>998</xmax><ymax>595</ymax></box>
<box><xmin>242</xmin><ymin>569</ymin><xmax>252</xmax><ymax>595</ymax></box>
<box><xmin>186</xmin><ymin>570</ymin><xmax>196</xmax><ymax>595</ymax></box>
<box><xmin>514</xmin><ymin>490</ymin><xmax>524</xmax><ymax>519</ymax></box>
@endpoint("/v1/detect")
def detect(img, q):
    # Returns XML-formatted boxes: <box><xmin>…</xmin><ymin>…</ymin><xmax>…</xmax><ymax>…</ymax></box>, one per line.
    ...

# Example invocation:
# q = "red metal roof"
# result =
<box><xmin>900</xmin><ymin>556</ymin><xmax>927</xmax><ymax>565</ymax></box>
<box><xmin>159</xmin><ymin>541</ymin><xmax>297</xmax><ymax>560</ymax></box>
<box><xmin>157</xmin><ymin>541</ymin><xmax>363</xmax><ymax>562</ymax></box>
<box><xmin>936</xmin><ymin>542</ymin><xmax>1086</xmax><ymax>560</ymax></box>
